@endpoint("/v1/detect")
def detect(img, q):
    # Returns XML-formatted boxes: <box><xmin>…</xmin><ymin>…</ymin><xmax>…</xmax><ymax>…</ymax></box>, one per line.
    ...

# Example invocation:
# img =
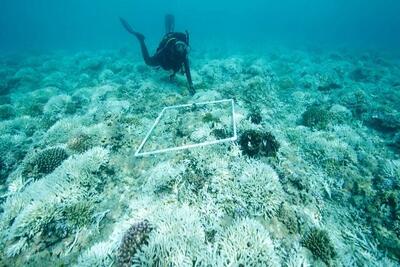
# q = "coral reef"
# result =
<box><xmin>302</xmin><ymin>228</ymin><xmax>336</xmax><ymax>265</ymax></box>
<box><xmin>67</xmin><ymin>133</ymin><xmax>93</xmax><ymax>153</ymax></box>
<box><xmin>277</xmin><ymin>203</ymin><xmax>300</xmax><ymax>234</ymax></box>
<box><xmin>22</xmin><ymin>147</ymin><xmax>69</xmax><ymax>180</ymax></box>
<box><xmin>230</xmin><ymin>161</ymin><xmax>284</xmax><ymax>218</ymax></box>
<box><xmin>0</xmin><ymin>104</ymin><xmax>15</xmax><ymax>120</ymax></box>
<box><xmin>132</xmin><ymin>204</ymin><xmax>207</xmax><ymax>266</ymax></box>
<box><xmin>0</xmin><ymin>48</ymin><xmax>399</xmax><ymax>266</ymax></box>
<box><xmin>301</xmin><ymin>104</ymin><xmax>331</xmax><ymax>130</ymax></box>
<box><xmin>247</xmin><ymin>109</ymin><xmax>262</xmax><ymax>124</ymax></box>
<box><xmin>239</xmin><ymin>129</ymin><xmax>280</xmax><ymax>157</ymax></box>
<box><xmin>0</xmin><ymin>147</ymin><xmax>109</xmax><ymax>261</ymax></box>
<box><xmin>215</xmin><ymin>218</ymin><xmax>279</xmax><ymax>266</ymax></box>
<box><xmin>117</xmin><ymin>220</ymin><xmax>152</xmax><ymax>267</ymax></box>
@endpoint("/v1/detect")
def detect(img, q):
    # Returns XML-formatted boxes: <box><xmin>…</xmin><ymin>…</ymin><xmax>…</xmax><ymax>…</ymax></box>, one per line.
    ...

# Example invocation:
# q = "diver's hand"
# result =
<box><xmin>189</xmin><ymin>84</ymin><xmax>195</xmax><ymax>95</ymax></box>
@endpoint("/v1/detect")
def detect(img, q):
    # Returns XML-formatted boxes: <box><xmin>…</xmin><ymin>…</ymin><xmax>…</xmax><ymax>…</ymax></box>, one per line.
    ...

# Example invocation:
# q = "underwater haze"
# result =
<box><xmin>1</xmin><ymin>0</ymin><xmax>400</xmax><ymax>266</ymax></box>
<box><xmin>1</xmin><ymin>0</ymin><xmax>400</xmax><ymax>51</ymax></box>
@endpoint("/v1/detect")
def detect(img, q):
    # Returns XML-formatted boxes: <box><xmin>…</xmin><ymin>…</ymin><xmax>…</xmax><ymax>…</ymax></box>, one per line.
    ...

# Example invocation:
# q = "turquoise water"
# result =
<box><xmin>1</xmin><ymin>1</ymin><xmax>400</xmax><ymax>266</ymax></box>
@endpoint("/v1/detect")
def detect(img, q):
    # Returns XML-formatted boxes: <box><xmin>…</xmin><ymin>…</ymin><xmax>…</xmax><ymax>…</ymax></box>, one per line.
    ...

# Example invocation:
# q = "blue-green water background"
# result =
<box><xmin>1</xmin><ymin>0</ymin><xmax>400</xmax><ymax>53</ymax></box>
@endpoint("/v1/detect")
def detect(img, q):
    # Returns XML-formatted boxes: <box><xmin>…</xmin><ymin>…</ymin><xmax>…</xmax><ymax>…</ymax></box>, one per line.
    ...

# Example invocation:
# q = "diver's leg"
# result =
<box><xmin>136</xmin><ymin>38</ymin><xmax>159</xmax><ymax>66</ymax></box>
<box><xmin>119</xmin><ymin>17</ymin><xmax>158</xmax><ymax>66</ymax></box>
<box><xmin>165</xmin><ymin>14</ymin><xmax>175</xmax><ymax>33</ymax></box>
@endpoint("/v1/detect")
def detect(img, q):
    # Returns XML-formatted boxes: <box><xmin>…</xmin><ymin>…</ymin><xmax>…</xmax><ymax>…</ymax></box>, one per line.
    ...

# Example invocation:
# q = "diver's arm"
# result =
<box><xmin>183</xmin><ymin>57</ymin><xmax>195</xmax><ymax>95</ymax></box>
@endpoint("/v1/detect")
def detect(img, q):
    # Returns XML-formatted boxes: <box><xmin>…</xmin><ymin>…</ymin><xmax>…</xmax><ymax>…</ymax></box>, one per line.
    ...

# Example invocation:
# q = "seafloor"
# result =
<box><xmin>0</xmin><ymin>47</ymin><xmax>399</xmax><ymax>266</ymax></box>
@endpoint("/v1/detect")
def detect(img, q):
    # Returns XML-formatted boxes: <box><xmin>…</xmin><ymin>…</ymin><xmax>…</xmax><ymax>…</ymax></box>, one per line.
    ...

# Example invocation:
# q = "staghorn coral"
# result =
<box><xmin>277</xmin><ymin>203</ymin><xmax>300</xmax><ymax>234</ymax></box>
<box><xmin>43</xmin><ymin>94</ymin><xmax>75</xmax><ymax>122</ymax></box>
<box><xmin>62</xmin><ymin>199</ymin><xmax>95</xmax><ymax>229</ymax></box>
<box><xmin>0</xmin><ymin>147</ymin><xmax>109</xmax><ymax>257</ymax></box>
<box><xmin>67</xmin><ymin>132</ymin><xmax>93</xmax><ymax>153</ymax></box>
<box><xmin>132</xmin><ymin>204</ymin><xmax>207</xmax><ymax>266</ymax></box>
<box><xmin>230</xmin><ymin>161</ymin><xmax>284</xmax><ymax>218</ymax></box>
<box><xmin>302</xmin><ymin>228</ymin><xmax>336</xmax><ymax>265</ymax></box>
<box><xmin>75</xmin><ymin>241</ymin><xmax>114</xmax><ymax>267</ymax></box>
<box><xmin>117</xmin><ymin>220</ymin><xmax>153</xmax><ymax>267</ymax></box>
<box><xmin>215</xmin><ymin>218</ymin><xmax>279</xmax><ymax>267</ymax></box>
<box><xmin>142</xmin><ymin>160</ymin><xmax>185</xmax><ymax>195</ymax></box>
<box><xmin>22</xmin><ymin>147</ymin><xmax>69</xmax><ymax>181</ymax></box>
<box><xmin>239</xmin><ymin>129</ymin><xmax>280</xmax><ymax>157</ymax></box>
<box><xmin>301</xmin><ymin>104</ymin><xmax>331</xmax><ymax>130</ymax></box>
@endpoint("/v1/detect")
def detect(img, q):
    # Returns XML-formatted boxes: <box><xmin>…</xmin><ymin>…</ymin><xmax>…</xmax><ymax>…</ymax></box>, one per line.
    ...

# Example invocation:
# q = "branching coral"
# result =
<box><xmin>0</xmin><ymin>147</ymin><xmax>109</xmax><ymax>257</ymax></box>
<box><xmin>301</xmin><ymin>104</ymin><xmax>331</xmax><ymax>130</ymax></box>
<box><xmin>277</xmin><ymin>203</ymin><xmax>300</xmax><ymax>234</ymax></box>
<box><xmin>301</xmin><ymin>228</ymin><xmax>336</xmax><ymax>265</ymax></box>
<box><xmin>22</xmin><ymin>147</ymin><xmax>69</xmax><ymax>181</ymax></box>
<box><xmin>229</xmin><ymin>160</ymin><xmax>284</xmax><ymax>218</ymax></box>
<box><xmin>62</xmin><ymin>199</ymin><xmax>95</xmax><ymax>229</ymax></box>
<box><xmin>132</xmin><ymin>204</ymin><xmax>207</xmax><ymax>266</ymax></box>
<box><xmin>215</xmin><ymin>218</ymin><xmax>279</xmax><ymax>266</ymax></box>
<box><xmin>67</xmin><ymin>132</ymin><xmax>93</xmax><ymax>153</ymax></box>
<box><xmin>117</xmin><ymin>220</ymin><xmax>153</xmax><ymax>267</ymax></box>
<box><xmin>142</xmin><ymin>160</ymin><xmax>185</xmax><ymax>195</ymax></box>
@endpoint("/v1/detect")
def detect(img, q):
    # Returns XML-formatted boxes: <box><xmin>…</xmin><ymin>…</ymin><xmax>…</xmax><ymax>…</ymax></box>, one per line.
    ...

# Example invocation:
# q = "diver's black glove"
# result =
<box><xmin>189</xmin><ymin>84</ymin><xmax>195</xmax><ymax>95</ymax></box>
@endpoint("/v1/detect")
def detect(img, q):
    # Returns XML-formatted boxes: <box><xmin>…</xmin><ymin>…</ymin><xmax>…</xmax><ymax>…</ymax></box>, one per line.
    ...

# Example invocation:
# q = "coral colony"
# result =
<box><xmin>0</xmin><ymin>48</ymin><xmax>399</xmax><ymax>266</ymax></box>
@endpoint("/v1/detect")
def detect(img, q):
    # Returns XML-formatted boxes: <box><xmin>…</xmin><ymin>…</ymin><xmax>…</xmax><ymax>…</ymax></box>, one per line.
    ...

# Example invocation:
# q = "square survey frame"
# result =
<box><xmin>134</xmin><ymin>99</ymin><xmax>237</xmax><ymax>157</ymax></box>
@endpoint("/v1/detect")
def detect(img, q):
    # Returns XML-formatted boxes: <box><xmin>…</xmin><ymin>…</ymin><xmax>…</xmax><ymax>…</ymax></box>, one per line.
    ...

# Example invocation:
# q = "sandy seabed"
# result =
<box><xmin>0</xmin><ymin>47</ymin><xmax>400</xmax><ymax>266</ymax></box>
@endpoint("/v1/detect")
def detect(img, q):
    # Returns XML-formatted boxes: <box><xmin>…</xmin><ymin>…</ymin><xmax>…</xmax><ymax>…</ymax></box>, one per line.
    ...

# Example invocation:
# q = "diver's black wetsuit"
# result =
<box><xmin>120</xmin><ymin>15</ymin><xmax>195</xmax><ymax>95</ymax></box>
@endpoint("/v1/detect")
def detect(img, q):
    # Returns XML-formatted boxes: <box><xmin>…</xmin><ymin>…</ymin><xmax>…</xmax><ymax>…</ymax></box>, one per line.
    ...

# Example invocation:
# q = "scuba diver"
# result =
<box><xmin>120</xmin><ymin>14</ymin><xmax>195</xmax><ymax>95</ymax></box>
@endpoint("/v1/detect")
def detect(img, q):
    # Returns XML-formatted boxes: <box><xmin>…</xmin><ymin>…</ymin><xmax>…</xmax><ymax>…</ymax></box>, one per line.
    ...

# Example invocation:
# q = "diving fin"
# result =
<box><xmin>119</xmin><ymin>17</ymin><xmax>135</xmax><ymax>35</ymax></box>
<box><xmin>119</xmin><ymin>17</ymin><xmax>145</xmax><ymax>40</ymax></box>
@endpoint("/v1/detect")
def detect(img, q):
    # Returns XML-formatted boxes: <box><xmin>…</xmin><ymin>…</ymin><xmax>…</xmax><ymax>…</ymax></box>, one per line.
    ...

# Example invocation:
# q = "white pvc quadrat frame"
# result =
<box><xmin>134</xmin><ymin>99</ymin><xmax>237</xmax><ymax>157</ymax></box>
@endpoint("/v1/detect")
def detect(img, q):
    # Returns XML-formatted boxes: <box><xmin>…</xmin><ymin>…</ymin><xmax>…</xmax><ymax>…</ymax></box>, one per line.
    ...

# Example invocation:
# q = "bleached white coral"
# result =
<box><xmin>43</xmin><ymin>117</ymin><xmax>82</xmax><ymax>145</ymax></box>
<box><xmin>382</xmin><ymin>159</ymin><xmax>400</xmax><ymax>180</ymax></box>
<box><xmin>75</xmin><ymin>241</ymin><xmax>114</xmax><ymax>267</ymax></box>
<box><xmin>301</xmin><ymin>131</ymin><xmax>358</xmax><ymax>167</ymax></box>
<box><xmin>232</xmin><ymin>160</ymin><xmax>284</xmax><ymax>218</ymax></box>
<box><xmin>132</xmin><ymin>203</ymin><xmax>207</xmax><ymax>266</ymax></box>
<box><xmin>190</xmin><ymin>125</ymin><xmax>212</xmax><ymax>142</ymax></box>
<box><xmin>141</xmin><ymin>160</ymin><xmax>185</xmax><ymax>195</ymax></box>
<box><xmin>78</xmin><ymin>197</ymin><xmax>199</xmax><ymax>267</ymax></box>
<box><xmin>195</xmin><ymin>192</ymin><xmax>225</xmax><ymax>238</ymax></box>
<box><xmin>43</xmin><ymin>94</ymin><xmax>72</xmax><ymax>116</ymax></box>
<box><xmin>284</xmin><ymin>243</ymin><xmax>311</xmax><ymax>267</ymax></box>
<box><xmin>0</xmin><ymin>147</ymin><xmax>110</xmax><ymax>256</ymax></box>
<box><xmin>5</xmin><ymin>237</ymin><xmax>28</xmax><ymax>258</ymax></box>
<box><xmin>215</xmin><ymin>218</ymin><xmax>279</xmax><ymax>266</ymax></box>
